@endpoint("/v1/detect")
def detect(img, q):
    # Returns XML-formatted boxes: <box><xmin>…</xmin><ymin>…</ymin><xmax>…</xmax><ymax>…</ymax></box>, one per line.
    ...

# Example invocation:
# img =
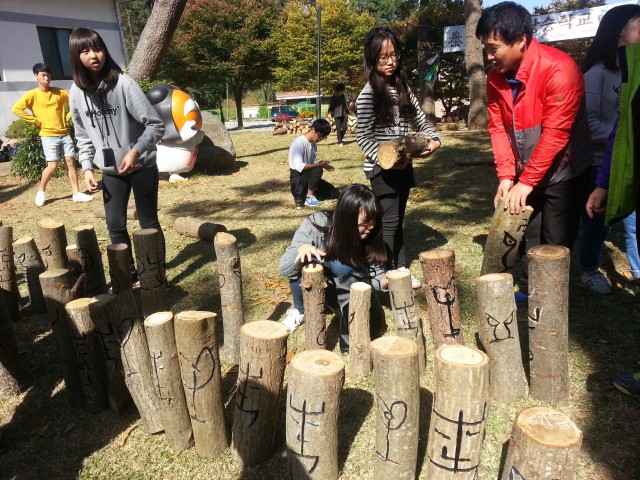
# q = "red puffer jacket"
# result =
<box><xmin>487</xmin><ymin>38</ymin><xmax>592</xmax><ymax>188</ymax></box>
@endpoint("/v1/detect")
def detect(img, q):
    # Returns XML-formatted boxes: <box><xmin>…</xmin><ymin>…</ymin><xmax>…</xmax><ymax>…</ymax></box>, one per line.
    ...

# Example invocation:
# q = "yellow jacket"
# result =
<box><xmin>11</xmin><ymin>87</ymin><xmax>71</xmax><ymax>136</ymax></box>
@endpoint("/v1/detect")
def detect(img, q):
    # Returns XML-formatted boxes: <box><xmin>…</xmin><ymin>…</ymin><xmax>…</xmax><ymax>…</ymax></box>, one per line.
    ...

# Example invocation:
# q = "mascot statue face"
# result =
<box><xmin>147</xmin><ymin>84</ymin><xmax>205</xmax><ymax>174</ymax></box>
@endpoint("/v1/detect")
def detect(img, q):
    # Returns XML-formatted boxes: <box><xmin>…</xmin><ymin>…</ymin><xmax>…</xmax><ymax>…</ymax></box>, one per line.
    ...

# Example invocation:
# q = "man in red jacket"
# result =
<box><xmin>476</xmin><ymin>1</ymin><xmax>592</xmax><ymax>301</ymax></box>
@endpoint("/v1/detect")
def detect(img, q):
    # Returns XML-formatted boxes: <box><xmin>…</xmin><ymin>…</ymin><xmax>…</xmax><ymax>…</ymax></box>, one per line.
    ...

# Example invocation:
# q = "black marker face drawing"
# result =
<box><xmin>288</xmin><ymin>395</ymin><xmax>325</xmax><ymax>474</ymax></box>
<box><xmin>235</xmin><ymin>363</ymin><xmax>263</xmax><ymax>428</ymax></box>
<box><xmin>486</xmin><ymin>309</ymin><xmax>515</xmax><ymax>343</ymax></box>
<box><xmin>376</xmin><ymin>394</ymin><xmax>408</xmax><ymax>465</ymax></box>
<box><xmin>432</xmin><ymin>280</ymin><xmax>460</xmax><ymax>337</ymax></box>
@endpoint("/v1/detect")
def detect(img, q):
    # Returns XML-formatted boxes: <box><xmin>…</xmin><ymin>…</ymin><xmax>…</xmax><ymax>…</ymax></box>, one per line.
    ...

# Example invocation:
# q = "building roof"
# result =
<box><xmin>275</xmin><ymin>91</ymin><xmax>325</xmax><ymax>101</ymax></box>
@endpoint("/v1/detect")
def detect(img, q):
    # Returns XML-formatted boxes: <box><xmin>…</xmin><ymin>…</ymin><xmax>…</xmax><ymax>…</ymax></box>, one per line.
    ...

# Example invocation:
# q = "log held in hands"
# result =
<box><xmin>348</xmin><ymin>282</ymin><xmax>372</xmax><ymax>378</ymax></box>
<box><xmin>302</xmin><ymin>263</ymin><xmax>327</xmax><ymax>350</ymax></box>
<box><xmin>133</xmin><ymin>228</ymin><xmax>169</xmax><ymax>317</ymax></box>
<box><xmin>377</xmin><ymin>133</ymin><xmax>431</xmax><ymax>170</ymax></box>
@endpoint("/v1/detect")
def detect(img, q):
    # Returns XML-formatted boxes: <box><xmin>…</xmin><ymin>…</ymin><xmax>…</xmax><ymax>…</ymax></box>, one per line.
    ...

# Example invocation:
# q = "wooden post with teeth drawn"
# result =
<box><xmin>13</xmin><ymin>236</ymin><xmax>46</xmax><ymax>313</ymax></box>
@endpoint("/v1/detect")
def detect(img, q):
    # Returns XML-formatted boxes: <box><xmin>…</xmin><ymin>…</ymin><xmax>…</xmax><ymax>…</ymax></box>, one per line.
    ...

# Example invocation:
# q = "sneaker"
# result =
<box><xmin>612</xmin><ymin>371</ymin><xmax>640</xmax><ymax>395</ymax></box>
<box><xmin>72</xmin><ymin>192</ymin><xmax>93</xmax><ymax>202</ymax></box>
<box><xmin>35</xmin><ymin>190</ymin><xmax>45</xmax><ymax>207</ymax></box>
<box><xmin>305</xmin><ymin>195</ymin><xmax>320</xmax><ymax>207</ymax></box>
<box><xmin>397</xmin><ymin>267</ymin><xmax>422</xmax><ymax>289</ymax></box>
<box><xmin>514</xmin><ymin>291</ymin><xmax>528</xmax><ymax>308</ymax></box>
<box><xmin>281</xmin><ymin>308</ymin><xmax>304</xmax><ymax>333</ymax></box>
<box><xmin>338</xmin><ymin>143</ymin><xmax>344</xmax><ymax>147</ymax></box>
<box><xmin>580</xmin><ymin>271</ymin><xmax>611</xmax><ymax>294</ymax></box>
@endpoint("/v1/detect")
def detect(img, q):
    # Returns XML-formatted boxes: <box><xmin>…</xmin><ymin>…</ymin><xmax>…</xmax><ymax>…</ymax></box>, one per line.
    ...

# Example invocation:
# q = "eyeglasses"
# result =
<box><xmin>378</xmin><ymin>53</ymin><xmax>399</xmax><ymax>64</ymax></box>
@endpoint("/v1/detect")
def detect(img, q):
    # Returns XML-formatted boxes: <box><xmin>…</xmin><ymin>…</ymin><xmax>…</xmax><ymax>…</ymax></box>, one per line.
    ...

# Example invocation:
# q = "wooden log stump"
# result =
<box><xmin>419</xmin><ymin>250</ymin><xmax>464</xmax><ymax>348</ymax></box>
<box><xmin>133</xmin><ymin>228</ymin><xmax>169</xmax><ymax>317</ymax></box>
<box><xmin>214</xmin><ymin>232</ymin><xmax>245</xmax><ymax>364</ymax></box>
<box><xmin>476</xmin><ymin>273</ymin><xmax>527</xmax><ymax>402</ymax></box>
<box><xmin>286</xmin><ymin>349</ymin><xmax>344</xmax><ymax>480</ymax></box>
<box><xmin>387</xmin><ymin>269</ymin><xmax>427</xmax><ymax>374</ymax></box>
<box><xmin>501</xmin><ymin>406</ymin><xmax>582</xmax><ymax>480</ymax></box>
<box><xmin>174</xmin><ymin>216</ymin><xmax>227</xmax><ymax>242</ymax></box>
<box><xmin>377</xmin><ymin>133</ymin><xmax>431</xmax><ymax>169</ymax></box>
<box><xmin>0</xmin><ymin>226</ymin><xmax>20</xmax><ymax>321</ymax></box>
<box><xmin>0</xmin><ymin>294</ymin><xmax>24</xmax><ymax>397</ymax></box>
<box><xmin>75</xmin><ymin>225</ymin><xmax>108</xmax><ymax>297</ymax></box>
<box><xmin>371</xmin><ymin>337</ymin><xmax>419</xmax><ymax>479</ymax></box>
<box><xmin>37</xmin><ymin>218</ymin><xmax>68</xmax><ymax>269</ymax></box>
<box><xmin>13</xmin><ymin>237</ymin><xmax>46</xmax><ymax>313</ymax></box>
<box><xmin>302</xmin><ymin>263</ymin><xmax>327</xmax><ymax>350</ymax></box>
<box><xmin>66</xmin><ymin>244</ymin><xmax>84</xmax><ymax>279</ymax></box>
<box><xmin>426</xmin><ymin>345</ymin><xmax>489</xmax><ymax>480</ymax></box>
<box><xmin>231</xmin><ymin>320</ymin><xmax>288</xmax><ymax>466</ymax></box>
<box><xmin>175</xmin><ymin>310</ymin><xmax>227</xmax><ymax>459</ymax></box>
<box><xmin>480</xmin><ymin>199</ymin><xmax>533</xmax><ymax>275</ymax></box>
<box><xmin>64</xmin><ymin>298</ymin><xmax>110</xmax><ymax>412</ymax></box>
<box><xmin>107</xmin><ymin>244</ymin><xmax>132</xmax><ymax>294</ymax></box>
<box><xmin>528</xmin><ymin>245</ymin><xmax>571</xmax><ymax>404</ymax></box>
<box><xmin>93</xmin><ymin>206</ymin><xmax>137</xmax><ymax>220</ymax></box>
<box><xmin>273</xmin><ymin>126</ymin><xmax>288</xmax><ymax>135</ymax></box>
<box><xmin>348</xmin><ymin>282</ymin><xmax>372</xmax><ymax>378</ymax></box>
<box><xmin>144</xmin><ymin>311</ymin><xmax>193</xmax><ymax>452</ymax></box>
<box><xmin>39</xmin><ymin>268</ymin><xmax>86</xmax><ymax>408</ymax></box>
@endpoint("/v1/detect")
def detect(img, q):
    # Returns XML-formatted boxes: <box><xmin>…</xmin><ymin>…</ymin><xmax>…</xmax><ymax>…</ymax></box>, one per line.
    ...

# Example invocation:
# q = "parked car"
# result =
<box><xmin>271</xmin><ymin>105</ymin><xmax>299</xmax><ymax>121</ymax></box>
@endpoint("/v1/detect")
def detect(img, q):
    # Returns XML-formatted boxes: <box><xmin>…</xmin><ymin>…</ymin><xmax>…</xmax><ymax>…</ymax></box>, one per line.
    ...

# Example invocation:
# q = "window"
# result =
<box><xmin>37</xmin><ymin>27</ymin><xmax>72</xmax><ymax>80</ymax></box>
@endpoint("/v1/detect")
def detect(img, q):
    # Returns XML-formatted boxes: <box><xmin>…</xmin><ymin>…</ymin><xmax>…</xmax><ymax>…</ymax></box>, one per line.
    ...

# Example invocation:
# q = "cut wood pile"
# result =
<box><xmin>273</xmin><ymin>115</ymin><xmax>358</xmax><ymax>136</ymax></box>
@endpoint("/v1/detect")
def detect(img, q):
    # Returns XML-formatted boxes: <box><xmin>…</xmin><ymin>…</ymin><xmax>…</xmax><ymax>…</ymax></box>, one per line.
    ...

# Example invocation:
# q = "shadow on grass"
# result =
<box><xmin>416</xmin><ymin>387</ymin><xmax>434</xmax><ymax>476</ymax></box>
<box><xmin>338</xmin><ymin>388</ymin><xmax>374</xmax><ymax>469</ymax></box>
<box><xmin>0</xmin><ymin>179</ymin><xmax>32</xmax><ymax>204</ymax></box>
<box><xmin>237</xmin><ymin>147</ymin><xmax>289</xmax><ymax>159</ymax></box>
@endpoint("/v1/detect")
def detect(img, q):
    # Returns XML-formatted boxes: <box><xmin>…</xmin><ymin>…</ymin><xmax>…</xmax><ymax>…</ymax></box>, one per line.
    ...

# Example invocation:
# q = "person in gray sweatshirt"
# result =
<box><xmin>68</xmin><ymin>28</ymin><xmax>165</xmax><ymax>279</ymax></box>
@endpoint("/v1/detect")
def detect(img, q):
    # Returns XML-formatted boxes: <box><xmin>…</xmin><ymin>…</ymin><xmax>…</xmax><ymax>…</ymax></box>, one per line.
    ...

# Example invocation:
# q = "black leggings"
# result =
<box><xmin>334</xmin><ymin>116</ymin><xmax>346</xmax><ymax>144</ymax></box>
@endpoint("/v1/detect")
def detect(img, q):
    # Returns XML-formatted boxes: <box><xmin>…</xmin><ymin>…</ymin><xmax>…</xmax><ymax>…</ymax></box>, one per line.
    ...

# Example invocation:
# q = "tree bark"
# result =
<box><xmin>348</xmin><ymin>282</ymin><xmax>372</xmax><ymax>379</ymax></box>
<box><xmin>528</xmin><ymin>245</ymin><xmax>571</xmax><ymax>404</ymax></box>
<box><xmin>214</xmin><ymin>232</ymin><xmax>245</xmax><ymax>364</ymax></box>
<box><xmin>174</xmin><ymin>217</ymin><xmax>227</xmax><ymax>242</ymax></box>
<box><xmin>174</xmin><ymin>310</ymin><xmax>228</xmax><ymax>459</ymax></box>
<box><xmin>106</xmin><ymin>244</ymin><xmax>133</xmax><ymax>295</ymax></box>
<box><xmin>476</xmin><ymin>273</ymin><xmax>527</xmax><ymax>402</ymax></box>
<box><xmin>286</xmin><ymin>349</ymin><xmax>344</xmax><ymax>480</ymax></box>
<box><xmin>377</xmin><ymin>133</ymin><xmax>431</xmax><ymax>170</ymax></box>
<box><xmin>13</xmin><ymin>237</ymin><xmax>46</xmax><ymax>313</ymax></box>
<box><xmin>387</xmin><ymin>270</ymin><xmax>426</xmax><ymax>374</ymax></box>
<box><xmin>371</xmin><ymin>337</ymin><xmax>419</xmax><ymax>479</ymax></box>
<box><xmin>65</xmin><ymin>244</ymin><xmax>83</xmax><ymax>280</ymax></box>
<box><xmin>501</xmin><ymin>406</ymin><xmax>582</xmax><ymax>480</ymax></box>
<box><xmin>37</xmin><ymin>218</ymin><xmax>68</xmax><ymax>270</ymax></box>
<box><xmin>75</xmin><ymin>225</ymin><xmax>108</xmax><ymax>297</ymax></box>
<box><xmin>481</xmin><ymin>200</ymin><xmax>533</xmax><ymax>275</ymax></box>
<box><xmin>127</xmin><ymin>0</ymin><xmax>188</xmax><ymax>80</ymax></box>
<box><xmin>426</xmin><ymin>345</ymin><xmax>490</xmax><ymax>480</ymax></box>
<box><xmin>0</xmin><ymin>294</ymin><xmax>24</xmax><ymax>397</ymax></box>
<box><xmin>144</xmin><ymin>311</ymin><xmax>193</xmax><ymax>452</ymax></box>
<box><xmin>133</xmin><ymin>228</ymin><xmax>169</xmax><ymax>317</ymax></box>
<box><xmin>417</xmin><ymin>23</ymin><xmax>437</xmax><ymax>124</ymax></box>
<box><xmin>464</xmin><ymin>0</ymin><xmax>489</xmax><ymax>130</ymax></box>
<box><xmin>0</xmin><ymin>226</ymin><xmax>20</xmax><ymax>321</ymax></box>
<box><xmin>302</xmin><ymin>263</ymin><xmax>327</xmax><ymax>350</ymax></box>
<box><xmin>231</xmin><ymin>320</ymin><xmax>288</xmax><ymax>467</ymax></box>
<box><xmin>419</xmin><ymin>249</ymin><xmax>464</xmax><ymax>348</ymax></box>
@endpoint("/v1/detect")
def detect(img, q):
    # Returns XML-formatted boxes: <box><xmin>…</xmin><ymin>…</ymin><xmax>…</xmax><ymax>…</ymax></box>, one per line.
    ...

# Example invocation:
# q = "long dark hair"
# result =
<box><xmin>363</xmin><ymin>27</ymin><xmax>416</xmax><ymax>127</ymax></box>
<box><xmin>69</xmin><ymin>27</ymin><xmax>122</xmax><ymax>91</ymax></box>
<box><xmin>581</xmin><ymin>5</ymin><xmax>640</xmax><ymax>72</ymax></box>
<box><xmin>322</xmin><ymin>184</ymin><xmax>386</xmax><ymax>268</ymax></box>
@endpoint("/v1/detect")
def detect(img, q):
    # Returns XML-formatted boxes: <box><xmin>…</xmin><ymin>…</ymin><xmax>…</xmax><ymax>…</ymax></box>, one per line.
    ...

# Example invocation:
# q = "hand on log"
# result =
<box><xmin>377</xmin><ymin>133</ymin><xmax>437</xmax><ymax>169</ymax></box>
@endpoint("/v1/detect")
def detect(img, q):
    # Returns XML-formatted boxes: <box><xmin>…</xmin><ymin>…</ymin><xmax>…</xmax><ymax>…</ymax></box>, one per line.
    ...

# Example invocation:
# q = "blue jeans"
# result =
<box><xmin>623</xmin><ymin>210</ymin><xmax>640</xmax><ymax>279</ymax></box>
<box><xmin>579</xmin><ymin>167</ymin><xmax>609</xmax><ymax>273</ymax></box>
<box><xmin>289</xmin><ymin>260</ymin><xmax>353</xmax><ymax>312</ymax></box>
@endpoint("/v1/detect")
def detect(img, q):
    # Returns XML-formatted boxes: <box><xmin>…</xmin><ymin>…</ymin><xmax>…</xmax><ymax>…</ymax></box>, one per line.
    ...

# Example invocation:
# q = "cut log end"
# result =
<box><xmin>302</xmin><ymin>263</ymin><xmax>323</xmax><ymax>274</ymax></box>
<box><xmin>528</xmin><ymin>245</ymin><xmax>570</xmax><ymax>259</ymax></box>
<box><xmin>75</xmin><ymin>225</ymin><xmax>95</xmax><ymax>233</ymax></box>
<box><xmin>291</xmin><ymin>349</ymin><xmax>344</xmax><ymax>376</ymax></box>
<box><xmin>65</xmin><ymin>297</ymin><xmax>94</xmax><ymax>309</ymax></box>
<box><xmin>517</xmin><ymin>407</ymin><xmax>582</xmax><ymax>448</ymax></box>
<box><xmin>437</xmin><ymin>344</ymin><xmax>488</xmax><ymax>367</ymax></box>
<box><xmin>385</xmin><ymin>269</ymin><xmax>410</xmax><ymax>281</ymax></box>
<box><xmin>175</xmin><ymin>310</ymin><xmax>216</xmax><ymax>323</ymax></box>
<box><xmin>214</xmin><ymin>231</ymin><xmax>237</xmax><ymax>245</ymax></box>
<box><xmin>37</xmin><ymin>218</ymin><xmax>64</xmax><ymax>229</ymax></box>
<box><xmin>371</xmin><ymin>336</ymin><xmax>417</xmax><ymax>357</ymax></box>
<box><xmin>107</xmin><ymin>244</ymin><xmax>128</xmax><ymax>253</ymax></box>
<box><xmin>419</xmin><ymin>249</ymin><xmax>454</xmax><ymax>261</ymax></box>
<box><xmin>133</xmin><ymin>228</ymin><xmax>159</xmax><ymax>238</ymax></box>
<box><xmin>39</xmin><ymin>268</ymin><xmax>70</xmax><ymax>279</ymax></box>
<box><xmin>13</xmin><ymin>237</ymin><xmax>34</xmax><ymax>247</ymax></box>
<box><xmin>240</xmin><ymin>320</ymin><xmax>289</xmax><ymax>341</ymax></box>
<box><xmin>477</xmin><ymin>273</ymin><xmax>512</xmax><ymax>284</ymax></box>
<box><xmin>144</xmin><ymin>311</ymin><xmax>174</xmax><ymax>327</ymax></box>
<box><xmin>350</xmin><ymin>282</ymin><xmax>371</xmax><ymax>293</ymax></box>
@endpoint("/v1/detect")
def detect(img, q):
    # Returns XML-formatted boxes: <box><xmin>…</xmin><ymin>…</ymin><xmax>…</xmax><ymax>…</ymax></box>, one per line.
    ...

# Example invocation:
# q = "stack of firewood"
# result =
<box><xmin>272</xmin><ymin>119</ymin><xmax>311</xmax><ymax>136</ymax></box>
<box><xmin>327</xmin><ymin>114</ymin><xmax>357</xmax><ymax>134</ymax></box>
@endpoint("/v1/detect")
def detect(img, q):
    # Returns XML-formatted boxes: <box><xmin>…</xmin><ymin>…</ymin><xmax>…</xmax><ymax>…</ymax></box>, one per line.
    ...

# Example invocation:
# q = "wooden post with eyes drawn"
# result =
<box><xmin>37</xmin><ymin>218</ymin><xmax>68</xmax><ymax>270</ymax></box>
<box><xmin>348</xmin><ymin>282</ymin><xmax>373</xmax><ymax>378</ymax></box>
<box><xmin>476</xmin><ymin>273</ymin><xmax>527</xmax><ymax>402</ymax></box>
<box><xmin>13</xmin><ymin>236</ymin><xmax>46</xmax><ymax>314</ymax></box>
<box><xmin>133</xmin><ymin>228</ymin><xmax>169</xmax><ymax>317</ymax></box>
<box><xmin>214</xmin><ymin>232</ymin><xmax>244</xmax><ymax>364</ymax></box>
<box><xmin>377</xmin><ymin>133</ymin><xmax>432</xmax><ymax>169</ymax></box>
<box><xmin>0</xmin><ymin>226</ymin><xmax>20</xmax><ymax>321</ymax></box>
<box><xmin>75</xmin><ymin>225</ymin><xmax>108</xmax><ymax>297</ymax></box>
<box><xmin>301</xmin><ymin>263</ymin><xmax>327</xmax><ymax>351</ymax></box>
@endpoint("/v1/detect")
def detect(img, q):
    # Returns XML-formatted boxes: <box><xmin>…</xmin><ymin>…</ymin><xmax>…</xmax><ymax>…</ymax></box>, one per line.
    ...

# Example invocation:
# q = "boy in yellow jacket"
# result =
<box><xmin>11</xmin><ymin>63</ymin><xmax>92</xmax><ymax>206</ymax></box>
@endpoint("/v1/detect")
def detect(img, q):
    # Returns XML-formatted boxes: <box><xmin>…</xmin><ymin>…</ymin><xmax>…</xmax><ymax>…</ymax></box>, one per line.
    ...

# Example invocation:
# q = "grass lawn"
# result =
<box><xmin>0</xmin><ymin>129</ymin><xmax>639</xmax><ymax>479</ymax></box>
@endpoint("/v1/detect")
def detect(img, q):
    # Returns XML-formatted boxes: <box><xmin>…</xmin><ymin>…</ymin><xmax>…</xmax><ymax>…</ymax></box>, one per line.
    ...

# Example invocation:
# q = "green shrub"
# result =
<box><xmin>258</xmin><ymin>104</ymin><xmax>269</xmax><ymax>119</ymax></box>
<box><xmin>5</xmin><ymin>119</ymin><xmax>36</xmax><ymax>139</ymax></box>
<box><xmin>6</xmin><ymin>120</ymin><xmax>64</xmax><ymax>181</ymax></box>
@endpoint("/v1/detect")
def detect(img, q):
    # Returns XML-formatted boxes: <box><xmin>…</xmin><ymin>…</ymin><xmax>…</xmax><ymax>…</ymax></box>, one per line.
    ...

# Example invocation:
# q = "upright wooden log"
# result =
<box><xmin>64</xmin><ymin>298</ymin><xmax>109</xmax><ymax>412</ymax></box>
<box><xmin>371</xmin><ymin>337</ymin><xmax>419</xmax><ymax>479</ymax></box>
<box><xmin>13</xmin><ymin>237</ymin><xmax>46</xmax><ymax>313</ymax></box>
<box><xmin>175</xmin><ymin>310</ymin><xmax>227</xmax><ymax>459</ymax></box>
<box><xmin>426</xmin><ymin>345</ymin><xmax>489</xmax><ymax>480</ymax></box>
<box><xmin>476</xmin><ymin>273</ymin><xmax>527</xmax><ymax>402</ymax></box>
<box><xmin>348</xmin><ymin>282</ymin><xmax>372</xmax><ymax>378</ymax></box>
<box><xmin>501</xmin><ymin>406</ymin><xmax>582</xmax><ymax>480</ymax></box>
<box><xmin>387</xmin><ymin>270</ymin><xmax>427</xmax><ymax>374</ymax></box>
<box><xmin>0</xmin><ymin>294</ymin><xmax>24</xmax><ymax>397</ymax></box>
<box><xmin>214</xmin><ymin>232</ymin><xmax>245</xmax><ymax>364</ymax></box>
<box><xmin>39</xmin><ymin>269</ymin><xmax>86</xmax><ymax>408</ymax></box>
<box><xmin>75</xmin><ymin>225</ymin><xmax>107</xmax><ymax>297</ymax></box>
<box><xmin>528</xmin><ymin>245</ymin><xmax>571</xmax><ymax>404</ymax></box>
<box><xmin>106</xmin><ymin>244</ymin><xmax>132</xmax><ymax>295</ymax></box>
<box><xmin>133</xmin><ymin>228</ymin><xmax>169</xmax><ymax>317</ymax></box>
<box><xmin>480</xmin><ymin>200</ymin><xmax>533</xmax><ymax>275</ymax></box>
<box><xmin>419</xmin><ymin>250</ymin><xmax>464</xmax><ymax>348</ymax></box>
<box><xmin>301</xmin><ymin>263</ymin><xmax>326</xmax><ymax>350</ymax></box>
<box><xmin>66</xmin><ymin>244</ymin><xmax>83</xmax><ymax>279</ymax></box>
<box><xmin>174</xmin><ymin>217</ymin><xmax>227</xmax><ymax>241</ymax></box>
<box><xmin>286</xmin><ymin>350</ymin><xmax>344</xmax><ymax>480</ymax></box>
<box><xmin>37</xmin><ymin>218</ymin><xmax>68</xmax><ymax>269</ymax></box>
<box><xmin>377</xmin><ymin>133</ymin><xmax>431</xmax><ymax>169</ymax></box>
<box><xmin>231</xmin><ymin>320</ymin><xmax>288</xmax><ymax>466</ymax></box>
<box><xmin>144</xmin><ymin>311</ymin><xmax>193</xmax><ymax>452</ymax></box>
<box><xmin>0</xmin><ymin>226</ymin><xmax>21</xmax><ymax>321</ymax></box>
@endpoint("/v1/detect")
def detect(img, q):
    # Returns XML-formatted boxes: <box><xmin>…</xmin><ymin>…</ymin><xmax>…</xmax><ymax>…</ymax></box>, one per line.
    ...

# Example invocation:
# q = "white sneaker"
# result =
<box><xmin>281</xmin><ymin>308</ymin><xmax>304</xmax><ymax>333</ymax></box>
<box><xmin>580</xmin><ymin>271</ymin><xmax>611</xmax><ymax>294</ymax></box>
<box><xmin>397</xmin><ymin>267</ymin><xmax>422</xmax><ymax>289</ymax></box>
<box><xmin>35</xmin><ymin>190</ymin><xmax>45</xmax><ymax>207</ymax></box>
<box><xmin>72</xmin><ymin>192</ymin><xmax>93</xmax><ymax>202</ymax></box>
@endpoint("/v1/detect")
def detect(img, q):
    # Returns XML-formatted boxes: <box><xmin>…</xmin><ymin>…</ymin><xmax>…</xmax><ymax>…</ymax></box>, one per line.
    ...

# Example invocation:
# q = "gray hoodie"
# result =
<box><xmin>69</xmin><ymin>74</ymin><xmax>164</xmax><ymax>175</ymax></box>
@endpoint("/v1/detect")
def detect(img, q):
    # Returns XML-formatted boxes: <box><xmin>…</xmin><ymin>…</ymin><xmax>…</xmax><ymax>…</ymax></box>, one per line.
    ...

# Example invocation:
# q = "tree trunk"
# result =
<box><xmin>13</xmin><ymin>237</ymin><xmax>46</xmax><ymax>313</ymax></box>
<box><xmin>464</xmin><ymin>0</ymin><xmax>488</xmax><ymax>130</ymax></box>
<box><xmin>286</xmin><ymin>349</ymin><xmax>344</xmax><ymax>480</ymax></box>
<box><xmin>348</xmin><ymin>282</ymin><xmax>372</xmax><ymax>379</ymax></box>
<box><xmin>127</xmin><ymin>0</ymin><xmax>188</xmax><ymax>80</ymax></box>
<box><xmin>0</xmin><ymin>226</ymin><xmax>20</xmax><ymax>321</ymax></box>
<box><xmin>481</xmin><ymin>200</ymin><xmax>533</xmax><ymax>275</ymax></box>
<box><xmin>528</xmin><ymin>245</ymin><xmax>571</xmax><ymax>404</ymax></box>
<box><xmin>106</xmin><ymin>243</ymin><xmax>133</xmax><ymax>294</ymax></box>
<box><xmin>231</xmin><ymin>320</ymin><xmax>288</xmax><ymax>467</ymax></box>
<box><xmin>214</xmin><ymin>232</ymin><xmax>245</xmax><ymax>364</ymax></box>
<box><xmin>174</xmin><ymin>310</ymin><xmax>228</xmax><ymax>459</ymax></box>
<box><xmin>233</xmin><ymin>82</ymin><xmax>245</xmax><ymax>130</ymax></box>
<box><xmin>476</xmin><ymin>273</ymin><xmax>527</xmax><ymax>402</ymax></box>
<box><xmin>387</xmin><ymin>270</ymin><xmax>426</xmax><ymax>374</ymax></box>
<box><xmin>417</xmin><ymin>23</ymin><xmax>436</xmax><ymax>123</ymax></box>
<box><xmin>174</xmin><ymin>217</ymin><xmax>227</xmax><ymax>241</ymax></box>
<box><xmin>133</xmin><ymin>228</ymin><xmax>169</xmax><ymax>317</ymax></box>
<box><xmin>144</xmin><ymin>311</ymin><xmax>193</xmax><ymax>452</ymax></box>
<box><xmin>75</xmin><ymin>225</ymin><xmax>108</xmax><ymax>297</ymax></box>
<box><xmin>371</xmin><ymin>337</ymin><xmax>419</xmax><ymax>479</ymax></box>
<box><xmin>419</xmin><ymin>249</ymin><xmax>464</xmax><ymax>348</ymax></box>
<box><xmin>377</xmin><ymin>133</ymin><xmax>431</xmax><ymax>170</ymax></box>
<box><xmin>501</xmin><ymin>406</ymin><xmax>582</xmax><ymax>480</ymax></box>
<box><xmin>301</xmin><ymin>264</ymin><xmax>327</xmax><ymax>350</ymax></box>
<box><xmin>0</xmin><ymin>294</ymin><xmax>24</xmax><ymax>397</ymax></box>
<box><xmin>37</xmin><ymin>218</ymin><xmax>68</xmax><ymax>270</ymax></box>
<box><xmin>426</xmin><ymin>345</ymin><xmax>490</xmax><ymax>480</ymax></box>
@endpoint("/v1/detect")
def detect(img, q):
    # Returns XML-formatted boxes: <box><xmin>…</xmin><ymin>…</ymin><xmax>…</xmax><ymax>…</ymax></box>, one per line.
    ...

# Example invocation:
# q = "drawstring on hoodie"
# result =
<box><xmin>83</xmin><ymin>89</ymin><xmax>112</xmax><ymax>149</ymax></box>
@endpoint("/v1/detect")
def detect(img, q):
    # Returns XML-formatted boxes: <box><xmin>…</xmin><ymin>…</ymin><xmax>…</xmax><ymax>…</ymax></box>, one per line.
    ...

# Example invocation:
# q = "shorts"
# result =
<box><xmin>41</xmin><ymin>135</ymin><xmax>75</xmax><ymax>161</ymax></box>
